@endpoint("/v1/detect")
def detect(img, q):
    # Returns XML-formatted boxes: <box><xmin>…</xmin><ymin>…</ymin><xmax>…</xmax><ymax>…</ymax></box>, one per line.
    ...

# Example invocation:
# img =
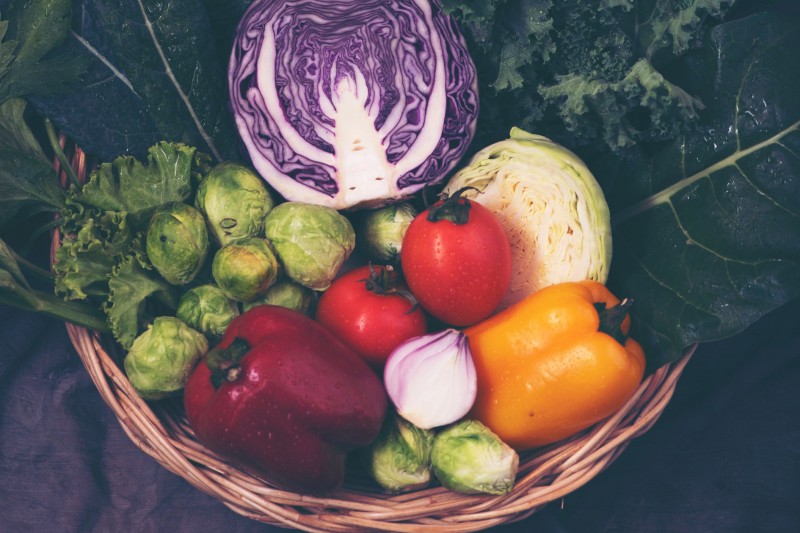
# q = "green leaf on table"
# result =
<box><xmin>0</xmin><ymin>98</ymin><xmax>65</xmax><ymax>227</ymax></box>
<box><xmin>105</xmin><ymin>253</ymin><xmax>178</xmax><ymax>349</ymax></box>
<box><xmin>0</xmin><ymin>238</ymin><xmax>29</xmax><ymax>289</ymax></box>
<box><xmin>62</xmin><ymin>0</ymin><xmax>239</xmax><ymax>162</ymax></box>
<box><xmin>608</xmin><ymin>12</ymin><xmax>800</xmax><ymax>369</ymax></box>
<box><xmin>0</xmin><ymin>237</ymin><xmax>109</xmax><ymax>332</ymax></box>
<box><xmin>0</xmin><ymin>0</ymin><xmax>87</xmax><ymax>100</ymax></box>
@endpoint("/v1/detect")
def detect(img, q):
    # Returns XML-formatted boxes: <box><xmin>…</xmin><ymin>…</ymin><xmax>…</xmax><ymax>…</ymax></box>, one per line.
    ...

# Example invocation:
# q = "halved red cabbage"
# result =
<box><xmin>229</xmin><ymin>0</ymin><xmax>478</xmax><ymax>209</ymax></box>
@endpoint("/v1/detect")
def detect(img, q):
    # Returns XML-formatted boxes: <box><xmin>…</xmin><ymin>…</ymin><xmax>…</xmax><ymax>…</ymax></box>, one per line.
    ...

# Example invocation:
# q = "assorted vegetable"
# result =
<box><xmin>146</xmin><ymin>202</ymin><xmax>210</xmax><ymax>286</ymax></box>
<box><xmin>195</xmin><ymin>162</ymin><xmax>275</xmax><ymax>246</ymax></box>
<box><xmin>442</xmin><ymin>128</ymin><xmax>612</xmax><ymax>309</ymax></box>
<box><xmin>357</xmin><ymin>203</ymin><xmax>418</xmax><ymax>265</ymax></box>
<box><xmin>242</xmin><ymin>279</ymin><xmax>317</xmax><ymax>315</ymax></box>
<box><xmin>315</xmin><ymin>265</ymin><xmax>428</xmax><ymax>368</ymax></box>
<box><xmin>183</xmin><ymin>305</ymin><xmax>387</xmax><ymax>493</ymax></box>
<box><xmin>364</xmin><ymin>413</ymin><xmax>436</xmax><ymax>493</ymax></box>
<box><xmin>212</xmin><ymin>237</ymin><xmax>280</xmax><ymax>302</ymax></box>
<box><xmin>466</xmin><ymin>281</ymin><xmax>645</xmax><ymax>450</ymax></box>
<box><xmin>123</xmin><ymin>317</ymin><xmax>208</xmax><ymax>400</ymax></box>
<box><xmin>401</xmin><ymin>188</ymin><xmax>513</xmax><ymax>326</ymax></box>
<box><xmin>430</xmin><ymin>419</ymin><xmax>519</xmax><ymax>495</ymax></box>
<box><xmin>0</xmin><ymin>0</ymin><xmax>797</xmax><ymax>501</ymax></box>
<box><xmin>228</xmin><ymin>0</ymin><xmax>479</xmax><ymax>209</ymax></box>
<box><xmin>384</xmin><ymin>329</ymin><xmax>477</xmax><ymax>430</ymax></box>
<box><xmin>264</xmin><ymin>202</ymin><xmax>355</xmax><ymax>290</ymax></box>
<box><xmin>175</xmin><ymin>285</ymin><xmax>240</xmax><ymax>339</ymax></box>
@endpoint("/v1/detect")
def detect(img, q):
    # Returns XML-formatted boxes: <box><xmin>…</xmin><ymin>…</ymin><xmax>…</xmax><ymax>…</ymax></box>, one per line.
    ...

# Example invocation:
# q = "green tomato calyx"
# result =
<box><xmin>426</xmin><ymin>186</ymin><xmax>480</xmax><ymax>225</ymax></box>
<box><xmin>360</xmin><ymin>264</ymin><xmax>419</xmax><ymax>314</ymax></box>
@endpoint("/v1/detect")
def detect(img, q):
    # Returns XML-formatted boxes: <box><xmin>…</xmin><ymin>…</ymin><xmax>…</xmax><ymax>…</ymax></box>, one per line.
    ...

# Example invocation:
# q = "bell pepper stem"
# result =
<box><xmin>206</xmin><ymin>338</ymin><xmax>250</xmax><ymax>389</ymax></box>
<box><xmin>595</xmin><ymin>298</ymin><xmax>633</xmax><ymax>344</ymax></box>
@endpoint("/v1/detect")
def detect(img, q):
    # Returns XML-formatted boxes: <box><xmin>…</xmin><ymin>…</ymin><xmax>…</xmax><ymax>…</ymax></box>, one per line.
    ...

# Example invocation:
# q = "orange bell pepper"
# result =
<box><xmin>465</xmin><ymin>280</ymin><xmax>645</xmax><ymax>451</ymax></box>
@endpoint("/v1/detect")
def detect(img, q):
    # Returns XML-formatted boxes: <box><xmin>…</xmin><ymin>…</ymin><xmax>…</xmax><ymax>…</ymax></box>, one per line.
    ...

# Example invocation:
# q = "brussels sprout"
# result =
<box><xmin>264</xmin><ymin>202</ymin><xmax>355</xmax><ymax>290</ymax></box>
<box><xmin>358</xmin><ymin>202</ymin><xmax>417</xmax><ymax>264</ymax></box>
<box><xmin>430</xmin><ymin>420</ymin><xmax>519</xmax><ymax>495</ymax></box>
<box><xmin>443</xmin><ymin>128</ymin><xmax>612</xmax><ymax>310</ymax></box>
<box><xmin>365</xmin><ymin>413</ymin><xmax>436</xmax><ymax>493</ymax></box>
<box><xmin>176</xmin><ymin>284</ymin><xmax>239</xmax><ymax>338</ymax></box>
<box><xmin>146</xmin><ymin>202</ymin><xmax>209</xmax><ymax>285</ymax></box>
<box><xmin>212</xmin><ymin>237</ymin><xmax>280</xmax><ymax>302</ymax></box>
<box><xmin>195</xmin><ymin>162</ymin><xmax>275</xmax><ymax>246</ymax></box>
<box><xmin>242</xmin><ymin>279</ymin><xmax>317</xmax><ymax>315</ymax></box>
<box><xmin>123</xmin><ymin>317</ymin><xmax>208</xmax><ymax>400</ymax></box>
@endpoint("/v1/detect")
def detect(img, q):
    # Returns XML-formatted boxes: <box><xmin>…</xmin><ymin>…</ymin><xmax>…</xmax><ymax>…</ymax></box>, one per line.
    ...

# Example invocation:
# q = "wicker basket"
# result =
<box><xmin>51</xmin><ymin>139</ymin><xmax>695</xmax><ymax>532</ymax></box>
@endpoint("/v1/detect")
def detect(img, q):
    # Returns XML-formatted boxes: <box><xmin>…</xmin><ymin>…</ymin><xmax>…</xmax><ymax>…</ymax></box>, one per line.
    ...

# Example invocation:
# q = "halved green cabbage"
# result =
<box><xmin>443</xmin><ymin>128</ymin><xmax>611</xmax><ymax>309</ymax></box>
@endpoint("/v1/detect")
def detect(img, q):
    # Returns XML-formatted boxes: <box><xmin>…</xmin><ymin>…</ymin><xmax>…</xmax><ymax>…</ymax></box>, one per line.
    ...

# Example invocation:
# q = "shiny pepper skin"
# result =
<box><xmin>184</xmin><ymin>305</ymin><xmax>387</xmax><ymax>493</ymax></box>
<box><xmin>465</xmin><ymin>281</ymin><xmax>646</xmax><ymax>451</ymax></box>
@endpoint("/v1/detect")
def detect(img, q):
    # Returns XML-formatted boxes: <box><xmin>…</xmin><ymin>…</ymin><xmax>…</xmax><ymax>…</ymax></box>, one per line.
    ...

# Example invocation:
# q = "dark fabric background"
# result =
<box><xmin>2</xmin><ymin>296</ymin><xmax>798</xmax><ymax>533</ymax></box>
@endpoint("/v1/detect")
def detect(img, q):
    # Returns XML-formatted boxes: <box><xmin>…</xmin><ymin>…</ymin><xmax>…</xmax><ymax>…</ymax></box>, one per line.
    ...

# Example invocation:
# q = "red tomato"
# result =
<box><xmin>315</xmin><ymin>265</ymin><xmax>428</xmax><ymax>368</ymax></box>
<box><xmin>400</xmin><ymin>191</ymin><xmax>512</xmax><ymax>326</ymax></box>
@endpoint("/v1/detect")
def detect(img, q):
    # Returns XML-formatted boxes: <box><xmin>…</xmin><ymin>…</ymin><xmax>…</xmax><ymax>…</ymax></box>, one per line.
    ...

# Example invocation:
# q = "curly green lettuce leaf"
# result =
<box><xmin>105</xmin><ymin>252</ymin><xmax>178</xmax><ymax>350</ymax></box>
<box><xmin>53</xmin><ymin>210</ymin><xmax>136</xmax><ymax>300</ymax></box>
<box><xmin>70</xmin><ymin>142</ymin><xmax>201</xmax><ymax>228</ymax></box>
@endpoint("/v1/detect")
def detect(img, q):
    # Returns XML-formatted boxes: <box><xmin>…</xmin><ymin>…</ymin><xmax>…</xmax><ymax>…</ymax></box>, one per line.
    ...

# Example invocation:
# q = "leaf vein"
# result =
<box><xmin>613</xmin><ymin>118</ymin><xmax>800</xmax><ymax>225</ymax></box>
<box><xmin>134</xmin><ymin>0</ymin><xmax>221</xmax><ymax>161</ymax></box>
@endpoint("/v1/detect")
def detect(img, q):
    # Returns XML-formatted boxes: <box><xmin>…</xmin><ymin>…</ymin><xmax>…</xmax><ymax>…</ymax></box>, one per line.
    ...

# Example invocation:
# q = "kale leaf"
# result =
<box><xmin>448</xmin><ymin>0</ymin><xmax>738</xmax><ymax>155</ymax></box>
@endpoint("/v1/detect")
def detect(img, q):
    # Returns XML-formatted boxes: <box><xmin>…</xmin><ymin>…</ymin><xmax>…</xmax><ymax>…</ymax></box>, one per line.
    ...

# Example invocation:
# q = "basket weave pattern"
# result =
<box><xmin>51</xmin><ymin>139</ymin><xmax>694</xmax><ymax>532</ymax></box>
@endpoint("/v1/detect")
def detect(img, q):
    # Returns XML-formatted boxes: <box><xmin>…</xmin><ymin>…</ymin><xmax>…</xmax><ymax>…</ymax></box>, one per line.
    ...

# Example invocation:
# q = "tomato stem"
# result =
<box><xmin>426</xmin><ymin>186</ymin><xmax>480</xmax><ymax>225</ymax></box>
<box><xmin>360</xmin><ymin>264</ymin><xmax>420</xmax><ymax>313</ymax></box>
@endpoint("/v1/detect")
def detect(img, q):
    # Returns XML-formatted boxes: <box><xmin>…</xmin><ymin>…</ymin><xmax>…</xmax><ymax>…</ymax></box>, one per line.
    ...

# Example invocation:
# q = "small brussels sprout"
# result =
<box><xmin>242</xmin><ymin>278</ymin><xmax>317</xmax><ymax>315</ymax></box>
<box><xmin>264</xmin><ymin>202</ymin><xmax>355</xmax><ymax>290</ymax></box>
<box><xmin>212</xmin><ymin>237</ymin><xmax>280</xmax><ymax>302</ymax></box>
<box><xmin>146</xmin><ymin>202</ymin><xmax>209</xmax><ymax>286</ymax></box>
<box><xmin>123</xmin><ymin>317</ymin><xmax>208</xmax><ymax>400</ymax></box>
<box><xmin>195</xmin><ymin>162</ymin><xmax>276</xmax><ymax>246</ymax></box>
<box><xmin>365</xmin><ymin>413</ymin><xmax>436</xmax><ymax>493</ymax></box>
<box><xmin>430</xmin><ymin>420</ymin><xmax>519</xmax><ymax>495</ymax></box>
<box><xmin>358</xmin><ymin>202</ymin><xmax>417</xmax><ymax>264</ymax></box>
<box><xmin>176</xmin><ymin>284</ymin><xmax>240</xmax><ymax>338</ymax></box>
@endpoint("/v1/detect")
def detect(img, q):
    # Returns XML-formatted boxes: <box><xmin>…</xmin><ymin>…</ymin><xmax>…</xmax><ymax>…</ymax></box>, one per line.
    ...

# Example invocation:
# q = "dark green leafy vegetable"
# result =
<box><xmin>0</xmin><ymin>98</ymin><xmax>65</xmax><ymax>227</ymax></box>
<box><xmin>609</xmin><ymin>12</ymin><xmax>800</xmax><ymax>368</ymax></box>
<box><xmin>54</xmin><ymin>211</ymin><xmax>136</xmax><ymax>300</ymax></box>
<box><xmin>53</xmin><ymin>142</ymin><xmax>210</xmax><ymax>347</ymax></box>
<box><xmin>31</xmin><ymin>0</ymin><xmax>240</xmax><ymax>163</ymax></box>
<box><xmin>0</xmin><ymin>0</ymin><xmax>86</xmax><ymax>101</ymax></box>
<box><xmin>0</xmin><ymin>238</ymin><xmax>109</xmax><ymax>331</ymax></box>
<box><xmin>444</xmin><ymin>0</ymin><xmax>738</xmax><ymax>154</ymax></box>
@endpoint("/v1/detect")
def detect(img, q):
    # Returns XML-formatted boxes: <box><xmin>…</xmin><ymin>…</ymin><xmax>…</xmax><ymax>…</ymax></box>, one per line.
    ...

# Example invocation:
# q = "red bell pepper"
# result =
<box><xmin>184</xmin><ymin>305</ymin><xmax>387</xmax><ymax>493</ymax></box>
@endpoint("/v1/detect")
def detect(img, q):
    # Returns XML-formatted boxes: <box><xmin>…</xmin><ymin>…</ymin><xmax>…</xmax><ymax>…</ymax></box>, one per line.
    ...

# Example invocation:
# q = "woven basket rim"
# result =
<box><xmin>50</xmin><ymin>139</ymin><xmax>695</xmax><ymax>532</ymax></box>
